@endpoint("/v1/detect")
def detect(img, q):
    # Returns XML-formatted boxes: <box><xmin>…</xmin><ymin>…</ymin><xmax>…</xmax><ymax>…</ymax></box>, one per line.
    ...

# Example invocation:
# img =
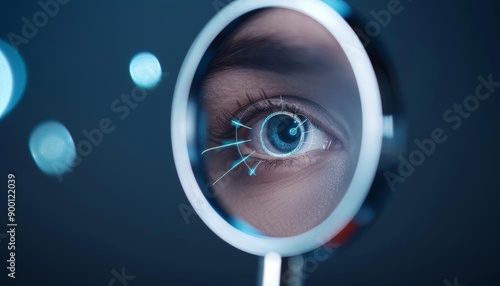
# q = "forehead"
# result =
<box><xmin>230</xmin><ymin>8</ymin><xmax>343</xmax><ymax>52</ymax></box>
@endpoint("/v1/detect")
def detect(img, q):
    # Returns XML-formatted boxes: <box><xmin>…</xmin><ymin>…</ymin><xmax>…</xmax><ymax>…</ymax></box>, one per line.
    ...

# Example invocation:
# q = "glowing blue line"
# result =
<box><xmin>297</xmin><ymin>118</ymin><xmax>308</xmax><ymax>128</ymax></box>
<box><xmin>288</xmin><ymin>118</ymin><xmax>308</xmax><ymax>137</ymax></box>
<box><xmin>201</xmin><ymin>140</ymin><xmax>251</xmax><ymax>155</ymax></box>
<box><xmin>248</xmin><ymin>160</ymin><xmax>263</xmax><ymax>176</ymax></box>
<box><xmin>231</xmin><ymin>120</ymin><xmax>252</xmax><ymax>130</ymax></box>
<box><xmin>213</xmin><ymin>151</ymin><xmax>255</xmax><ymax>185</ymax></box>
<box><xmin>326</xmin><ymin>140</ymin><xmax>332</xmax><ymax>150</ymax></box>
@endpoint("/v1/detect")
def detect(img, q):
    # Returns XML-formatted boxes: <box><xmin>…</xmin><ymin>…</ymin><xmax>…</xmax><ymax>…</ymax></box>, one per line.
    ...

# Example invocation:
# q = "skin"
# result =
<box><xmin>201</xmin><ymin>8</ymin><xmax>362</xmax><ymax>237</ymax></box>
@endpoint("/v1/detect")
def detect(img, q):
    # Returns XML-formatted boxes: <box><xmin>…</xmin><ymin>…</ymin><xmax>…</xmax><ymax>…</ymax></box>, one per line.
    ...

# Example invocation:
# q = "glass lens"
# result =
<box><xmin>190</xmin><ymin>8</ymin><xmax>362</xmax><ymax>237</ymax></box>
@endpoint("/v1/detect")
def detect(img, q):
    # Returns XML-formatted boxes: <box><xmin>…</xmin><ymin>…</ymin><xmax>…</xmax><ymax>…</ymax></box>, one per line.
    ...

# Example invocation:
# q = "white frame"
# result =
<box><xmin>171</xmin><ymin>0</ymin><xmax>383</xmax><ymax>256</ymax></box>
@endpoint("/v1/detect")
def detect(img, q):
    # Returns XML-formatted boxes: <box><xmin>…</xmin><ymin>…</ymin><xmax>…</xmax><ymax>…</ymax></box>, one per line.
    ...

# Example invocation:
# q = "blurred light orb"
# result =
<box><xmin>29</xmin><ymin>121</ymin><xmax>76</xmax><ymax>176</ymax></box>
<box><xmin>0</xmin><ymin>39</ymin><xmax>27</xmax><ymax>120</ymax></box>
<box><xmin>129</xmin><ymin>52</ymin><xmax>162</xmax><ymax>89</ymax></box>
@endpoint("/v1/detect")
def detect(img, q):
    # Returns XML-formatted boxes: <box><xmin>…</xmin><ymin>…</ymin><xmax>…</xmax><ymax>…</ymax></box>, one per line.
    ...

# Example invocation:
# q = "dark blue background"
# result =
<box><xmin>0</xmin><ymin>0</ymin><xmax>499</xmax><ymax>285</ymax></box>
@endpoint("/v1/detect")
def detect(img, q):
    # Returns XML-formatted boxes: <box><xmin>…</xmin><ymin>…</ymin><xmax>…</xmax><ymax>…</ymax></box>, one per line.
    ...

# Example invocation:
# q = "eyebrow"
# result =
<box><xmin>206</xmin><ymin>36</ymin><xmax>333</xmax><ymax>76</ymax></box>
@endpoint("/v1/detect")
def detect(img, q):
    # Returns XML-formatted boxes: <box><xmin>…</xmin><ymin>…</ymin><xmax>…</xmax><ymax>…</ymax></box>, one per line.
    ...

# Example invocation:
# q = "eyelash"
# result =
<box><xmin>207</xmin><ymin>90</ymin><xmax>334</xmax><ymax>172</ymax></box>
<box><xmin>212</xmin><ymin>90</ymin><xmax>303</xmax><ymax>141</ymax></box>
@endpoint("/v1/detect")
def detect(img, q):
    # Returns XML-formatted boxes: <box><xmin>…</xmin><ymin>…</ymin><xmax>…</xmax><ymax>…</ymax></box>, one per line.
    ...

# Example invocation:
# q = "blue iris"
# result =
<box><xmin>267</xmin><ymin>115</ymin><xmax>302</xmax><ymax>153</ymax></box>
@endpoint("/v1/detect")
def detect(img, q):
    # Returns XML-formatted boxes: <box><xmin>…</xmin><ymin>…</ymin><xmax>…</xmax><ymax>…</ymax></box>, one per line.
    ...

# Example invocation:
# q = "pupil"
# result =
<box><xmin>267</xmin><ymin>114</ymin><xmax>302</xmax><ymax>152</ymax></box>
<box><xmin>276</xmin><ymin>117</ymin><xmax>299</xmax><ymax>143</ymax></box>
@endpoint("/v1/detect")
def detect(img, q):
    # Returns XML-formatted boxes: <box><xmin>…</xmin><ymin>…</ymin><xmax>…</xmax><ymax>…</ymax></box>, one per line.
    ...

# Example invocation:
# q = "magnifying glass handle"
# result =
<box><xmin>259</xmin><ymin>252</ymin><xmax>282</xmax><ymax>286</ymax></box>
<box><xmin>259</xmin><ymin>253</ymin><xmax>305</xmax><ymax>286</ymax></box>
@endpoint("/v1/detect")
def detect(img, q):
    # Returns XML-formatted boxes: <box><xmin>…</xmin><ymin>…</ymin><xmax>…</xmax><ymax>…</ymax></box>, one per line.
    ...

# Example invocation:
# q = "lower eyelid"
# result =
<box><xmin>242</xmin><ymin>122</ymin><xmax>340</xmax><ymax>156</ymax></box>
<box><xmin>243</xmin><ymin>150</ymin><xmax>338</xmax><ymax>177</ymax></box>
<box><xmin>240</xmin><ymin>139</ymin><xmax>336</xmax><ymax>163</ymax></box>
<box><xmin>212</xmin><ymin>95</ymin><xmax>347</xmax><ymax>161</ymax></box>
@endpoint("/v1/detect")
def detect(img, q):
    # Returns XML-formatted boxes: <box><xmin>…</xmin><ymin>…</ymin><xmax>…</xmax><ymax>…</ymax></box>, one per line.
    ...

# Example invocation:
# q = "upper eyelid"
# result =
<box><xmin>239</xmin><ymin>101</ymin><xmax>301</xmax><ymax>127</ymax></box>
<box><xmin>282</xmin><ymin>96</ymin><xmax>350</xmax><ymax>146</ymax></box>
<box><xmin>213</xmin><ymin>94</ymin><xmax>349</xmax><ymax>148</ymax></box>
<box><xmin>212</xmin><ymin>91</ymin><xmax>274</xmax><ymax>138</ymax></box>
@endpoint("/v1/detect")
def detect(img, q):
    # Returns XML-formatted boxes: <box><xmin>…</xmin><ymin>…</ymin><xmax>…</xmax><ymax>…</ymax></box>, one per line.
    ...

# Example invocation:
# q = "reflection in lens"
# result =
<box><xmin>383</xmin><ymin>115</ymin><xmax>394</xmax><ymax>138</ymax></box>
<box><xmin>0</xmin><ymin>39</ymin><xmax>27</xmax><ymax>120</ymax></box>
<box><xmin>230</xmin><ymin>216</ymin><xmax>264</xmax><ymax>236</ymax></box>
<box><xmin>322</xmin><ymin>0</ymin><xmax>352</xmax><ymax>18</ymax></box>
<box><xmin>29</xmin><ymin>121</ymin><xmax>76</xmax><ymax>176</ymax></box>
<box><xmin>129</xmin><ymin>52</ymin><xmax>162</xmax><ymax>89</ymax></box>
<box><xmin>196</xmin><ymin>8</ymin><xmax>362</xmax><ymax>237</ymax></box>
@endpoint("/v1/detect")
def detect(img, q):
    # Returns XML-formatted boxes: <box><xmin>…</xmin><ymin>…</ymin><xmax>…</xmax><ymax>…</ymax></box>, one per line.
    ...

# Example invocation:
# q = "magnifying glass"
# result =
<box><xmin>172</xmin><ymin>0</ymin><xmax>404</xmax><ymax>284</ymax></box>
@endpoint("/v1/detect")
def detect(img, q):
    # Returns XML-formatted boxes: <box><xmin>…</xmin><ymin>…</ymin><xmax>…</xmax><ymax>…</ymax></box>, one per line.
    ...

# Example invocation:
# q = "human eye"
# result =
<box><xmin>206</xmin><ymin>94</ymin><xmax>346</xmax><ymax>176</ymax></box>
<box><xmin>192</xmin><ymin>7</ymin><xmax>363</xmax><ymax>237</ymax></box>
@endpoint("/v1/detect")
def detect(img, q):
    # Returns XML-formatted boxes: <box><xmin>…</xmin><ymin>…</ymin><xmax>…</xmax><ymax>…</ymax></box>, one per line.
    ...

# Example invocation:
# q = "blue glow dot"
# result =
<box><xmin>0</xmin><ymin>40</ymin><xmax>27</xmax><ymax>120</ymax></box>
<box><xmin>29</xmin><ymin>121</ymin><xmax>76</xmax><ymax>176</ymax></box>
<box><xmin>129</xmin><ymin>52</ymin><xmax>162</xmax><ymax>89</ymax></box>
<box><xmin>322</xmin><ymin>0</ymin><xmax>352</xmax><ymax>18</ymax></box>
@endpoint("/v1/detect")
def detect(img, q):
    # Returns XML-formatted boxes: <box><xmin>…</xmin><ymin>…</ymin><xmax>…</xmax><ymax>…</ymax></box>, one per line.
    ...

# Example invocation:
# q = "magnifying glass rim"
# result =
<box><xmin>172</xmin><ymin>0</ymin><xmax>383</xmax><ymax>257</ymax></box>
